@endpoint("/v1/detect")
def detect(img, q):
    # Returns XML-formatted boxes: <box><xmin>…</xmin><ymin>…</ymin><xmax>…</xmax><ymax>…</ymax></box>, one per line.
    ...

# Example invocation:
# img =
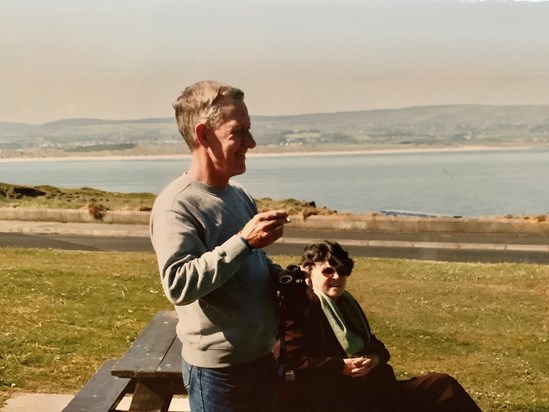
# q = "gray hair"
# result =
<box><xmin>172</xmin><ymin>80</ymin><xmax>245</xmax><ymax>150</ymax></box>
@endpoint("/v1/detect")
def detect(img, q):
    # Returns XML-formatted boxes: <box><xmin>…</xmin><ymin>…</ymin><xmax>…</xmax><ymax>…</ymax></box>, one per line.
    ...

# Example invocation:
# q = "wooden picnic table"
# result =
<box><xmin>63</xmin><ymin>310</ymin><xmax>186</xmax><ymax>412</ymax></box>
<box><xmin>110</xmin><ymin>310</ymin><xmax>185</xmax><ymax>412</ymax></box>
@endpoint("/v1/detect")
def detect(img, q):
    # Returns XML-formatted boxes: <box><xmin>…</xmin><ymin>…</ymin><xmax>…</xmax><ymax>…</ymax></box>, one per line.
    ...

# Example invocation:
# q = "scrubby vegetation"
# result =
<box><xmin>3</xmin><ymin>182</ymin><xmax>548</xmax><ymax>223</ymax></box>
<box><xmin>0</xmin><ymin>182</ymin><xmax>338</xmax><ymax>218</ymax></box>
<box><xmin>0</xmin><ymin>183</ymin><xmax>155</xmax><ymax>212</ymax></box>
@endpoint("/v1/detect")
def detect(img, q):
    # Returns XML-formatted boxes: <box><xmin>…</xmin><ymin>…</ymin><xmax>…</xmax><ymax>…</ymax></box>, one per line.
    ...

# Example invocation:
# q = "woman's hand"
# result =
<box><xmin>342</xmin><ymin>354</ymin><xmax>381</xmax><ymax>378</ymax></box>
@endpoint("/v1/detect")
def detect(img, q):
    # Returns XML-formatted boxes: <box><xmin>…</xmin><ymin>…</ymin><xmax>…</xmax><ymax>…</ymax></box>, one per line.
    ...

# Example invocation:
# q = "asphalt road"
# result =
<box><xmin>267</xmin><ymin>229</ymin><xmax>549</xmax><ymax>264</ymax></box>
<box><xmin>1</xmin><ymin>227</ymin><xmax>548</xmax><ymax>264</ymax></box>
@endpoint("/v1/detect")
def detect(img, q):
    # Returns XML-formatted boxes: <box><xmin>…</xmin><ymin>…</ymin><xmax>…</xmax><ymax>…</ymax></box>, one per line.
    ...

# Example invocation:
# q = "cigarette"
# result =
<box><xmin>285</xmin><ymin>217</ymin><xmax>292</xmax><ymax>223</ymax></box>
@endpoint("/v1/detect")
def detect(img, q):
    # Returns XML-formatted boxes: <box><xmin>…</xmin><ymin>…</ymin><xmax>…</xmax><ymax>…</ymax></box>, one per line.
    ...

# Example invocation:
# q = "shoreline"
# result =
<box><xmin>0</xmin><ymin>145</ymin><xmax>544</xmax><ymax>163</ymax></box>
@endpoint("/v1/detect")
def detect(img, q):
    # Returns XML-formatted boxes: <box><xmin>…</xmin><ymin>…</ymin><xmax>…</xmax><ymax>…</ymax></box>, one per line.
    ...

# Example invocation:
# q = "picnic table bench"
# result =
<box><xmin>63</xmin><ymin>310</ymin><xmax>186</xmax><ymax>412</ymax></box>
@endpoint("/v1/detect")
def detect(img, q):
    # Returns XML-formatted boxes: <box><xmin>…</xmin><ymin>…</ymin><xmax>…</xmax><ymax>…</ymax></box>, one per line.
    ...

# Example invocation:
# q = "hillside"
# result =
<box><xmin>1</xmin><ymin>104</ymin><xmax>548</xmax><ymax>158</ymax></box>
<box><xmin>0</xmin><ymin>182</ymin><xmax>336</xmax><ymax>218</ymax></box>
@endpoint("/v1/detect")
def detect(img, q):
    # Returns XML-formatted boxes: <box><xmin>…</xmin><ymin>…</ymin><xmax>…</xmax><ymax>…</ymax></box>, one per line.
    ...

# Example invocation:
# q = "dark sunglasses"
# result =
<box><xmin>320</xmin><ymin>266</ymin><xmax>349</xmax><ymax>278</ymax></box>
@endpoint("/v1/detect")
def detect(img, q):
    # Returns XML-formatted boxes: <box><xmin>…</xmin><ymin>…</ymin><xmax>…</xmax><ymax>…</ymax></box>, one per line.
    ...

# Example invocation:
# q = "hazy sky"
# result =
<box><xmin>2</xmin><ymin>0</ymin><xmax>549</xmax><ymax>124</ymax></box>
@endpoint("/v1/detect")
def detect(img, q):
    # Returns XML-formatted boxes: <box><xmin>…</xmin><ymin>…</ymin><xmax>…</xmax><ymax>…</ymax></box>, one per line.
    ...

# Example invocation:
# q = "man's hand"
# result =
<box><xmin>342</xmin><ymin>354</ymin><xmax>381</xmax><ymax>378</ymax></box>
<box><xmin>239</xmin><ymin>210</ymin><xmax>290</xmax><ymax>249</ymax></box>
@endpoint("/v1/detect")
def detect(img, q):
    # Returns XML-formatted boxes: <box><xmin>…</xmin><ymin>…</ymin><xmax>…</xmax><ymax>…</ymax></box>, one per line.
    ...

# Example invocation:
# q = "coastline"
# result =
<box><xmin>0</xmin><ymin>145</ymin><xmax>543</xmax><ymax>163</ymax></box>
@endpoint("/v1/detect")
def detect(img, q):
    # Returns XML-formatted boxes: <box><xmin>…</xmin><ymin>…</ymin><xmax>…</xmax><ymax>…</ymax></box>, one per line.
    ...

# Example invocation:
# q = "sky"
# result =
<box><xmin>2</xmin><ymin>0</ymin><xmax>549</xmax><ymax>124</ymax></box>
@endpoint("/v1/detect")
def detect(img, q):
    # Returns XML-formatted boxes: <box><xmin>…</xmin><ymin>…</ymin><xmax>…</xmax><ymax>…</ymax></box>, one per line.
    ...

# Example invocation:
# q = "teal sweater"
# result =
<box><xmin>150</xmin><ymin>174</ymin><xmax>278</xmax><ymax>368</ymax></box>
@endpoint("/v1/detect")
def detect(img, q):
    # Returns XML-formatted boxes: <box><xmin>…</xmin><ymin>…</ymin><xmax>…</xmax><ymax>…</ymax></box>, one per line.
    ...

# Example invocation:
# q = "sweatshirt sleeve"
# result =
<box><xmin>150</xmin><ymin>208</ymin><xmax>253</xmax><ymax>306</ymax></box>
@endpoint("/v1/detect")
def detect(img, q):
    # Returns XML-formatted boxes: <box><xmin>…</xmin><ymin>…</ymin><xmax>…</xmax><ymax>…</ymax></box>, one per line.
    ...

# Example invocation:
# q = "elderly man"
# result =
<box><xmin>150</xmin><ymin>80</ymin><xmax>289</xmax><ymax>411</ymax></box>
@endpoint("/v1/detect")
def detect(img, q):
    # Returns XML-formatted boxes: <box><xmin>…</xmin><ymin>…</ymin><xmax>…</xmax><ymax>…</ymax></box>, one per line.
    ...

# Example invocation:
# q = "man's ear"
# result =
<box><xmin>195</xmin><ymin>123</ymin><xmax>209</xmax><ymax>147</ymax></box>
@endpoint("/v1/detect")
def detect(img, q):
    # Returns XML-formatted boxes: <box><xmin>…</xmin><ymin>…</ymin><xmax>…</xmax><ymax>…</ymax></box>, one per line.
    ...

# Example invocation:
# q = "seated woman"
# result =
<box><xmin>275</xmin><ymin>241</ymin><xmax>481</xmax><ymax>412</ymax></box>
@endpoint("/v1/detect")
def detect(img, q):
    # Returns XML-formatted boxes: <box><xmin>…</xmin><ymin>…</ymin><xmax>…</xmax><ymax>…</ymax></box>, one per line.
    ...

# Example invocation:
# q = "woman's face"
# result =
<box><xmin>308</xmin><ymin>260</ymin><xmax>348</xmax><ymax>300</ymax></box>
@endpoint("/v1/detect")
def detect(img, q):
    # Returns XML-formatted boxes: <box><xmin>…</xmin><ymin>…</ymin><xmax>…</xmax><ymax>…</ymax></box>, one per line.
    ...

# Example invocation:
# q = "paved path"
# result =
<box><xmin>1</xmin><ymin>220</ymin><xmax>548</xmax><ymax>263</ymax></box>
<box><xmin>1</xmin><ymin>393</ymin><xmax>190</xmax><ymax>412</ymax></box>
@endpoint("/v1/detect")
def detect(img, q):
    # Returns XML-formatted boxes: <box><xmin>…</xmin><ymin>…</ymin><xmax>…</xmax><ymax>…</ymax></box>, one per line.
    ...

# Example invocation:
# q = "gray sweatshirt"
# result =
<box><xmin>150</xmin><ymin>173</ymin><xmax>278</xmax><ymax>368</ymax></box>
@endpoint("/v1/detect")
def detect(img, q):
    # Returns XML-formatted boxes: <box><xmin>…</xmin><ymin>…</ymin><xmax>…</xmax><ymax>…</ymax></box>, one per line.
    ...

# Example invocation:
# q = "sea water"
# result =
<box><xmin>1</xmin><ymin>148</ymin><xmax>548</xmax><ymax>217</ymax></box>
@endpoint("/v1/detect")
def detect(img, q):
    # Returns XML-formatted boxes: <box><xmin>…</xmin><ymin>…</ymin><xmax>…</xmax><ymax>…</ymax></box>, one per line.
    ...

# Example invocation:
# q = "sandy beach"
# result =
<box><xmin>0</xmin><ymin>145</ymin><xmax>542</xmax><ymax>163</ymax></box>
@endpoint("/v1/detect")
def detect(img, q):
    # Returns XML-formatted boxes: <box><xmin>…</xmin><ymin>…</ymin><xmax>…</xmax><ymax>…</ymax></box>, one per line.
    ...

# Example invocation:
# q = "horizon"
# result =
<box><xmin>3</xmin><ymin>0</ymin><xmax>549</xmax><ymax>124</ymax></box>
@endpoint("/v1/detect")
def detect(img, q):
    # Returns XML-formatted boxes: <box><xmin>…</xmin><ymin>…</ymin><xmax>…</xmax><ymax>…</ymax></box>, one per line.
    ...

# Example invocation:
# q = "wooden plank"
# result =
<box><xmin>156</xmin><ymin>336</ymin><xmax>183</xmax><ymax>377</ymax></box>
<box><xmin>111</xmin><ymin>311</ymin><xmax>178</xmax><ymax>378</ymax></box>
<box><xmin>62</xmin><ymin>360</ymin><xmax>131</xmax><ymax>412</ymax></box>
<box><xmin>154</xmin><ymin>329</ymin><xmax>186</xmax><ymax>394</ymax></box>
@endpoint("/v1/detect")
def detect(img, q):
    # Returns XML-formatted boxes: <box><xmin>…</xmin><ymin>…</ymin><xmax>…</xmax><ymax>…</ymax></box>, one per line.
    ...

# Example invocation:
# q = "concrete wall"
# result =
<box><xmin>289</xmin><ymin>214</ymin><xmax>549</xmax><ymax>235</ymax></box>
<box><xmin>1</xmin><ymin>207</ymin><xmax>548</xmax><ymax>235</ymax></box>
<box><xmin>0</xmin><ymin>207</ymin><xmax>150</xmax><ymax>225</ymax></box>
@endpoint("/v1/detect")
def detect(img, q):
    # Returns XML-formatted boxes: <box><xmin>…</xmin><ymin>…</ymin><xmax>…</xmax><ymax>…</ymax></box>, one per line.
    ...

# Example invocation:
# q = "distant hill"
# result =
<box><xmin>1</xmin><ymin>104</ymin><xmax>548</xmax><ymax>158</ymax></box>
<box><xmin>251</xmin><ymin>104</ymin><xmax>549</xmax><ymax>146</ymax></box>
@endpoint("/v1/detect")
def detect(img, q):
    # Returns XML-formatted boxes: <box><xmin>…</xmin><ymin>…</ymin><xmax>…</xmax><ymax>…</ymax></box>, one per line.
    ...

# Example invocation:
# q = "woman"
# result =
<box><xmin>275</xmin><ymin>241</ymin><xmax>481</xmax><ymax>411</ymax></box>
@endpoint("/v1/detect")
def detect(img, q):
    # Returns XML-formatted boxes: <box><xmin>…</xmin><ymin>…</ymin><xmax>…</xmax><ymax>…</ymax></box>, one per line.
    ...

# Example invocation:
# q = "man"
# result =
<box><xmin>150</xmin><ymin>80</ymin><xmax>289</xmax><ymax>411</ymax></box>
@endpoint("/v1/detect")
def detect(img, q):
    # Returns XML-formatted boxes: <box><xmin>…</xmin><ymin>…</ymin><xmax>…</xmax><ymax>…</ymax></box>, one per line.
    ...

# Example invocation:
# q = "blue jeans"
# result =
<box><xmin>182</xmin><ymin>354</ymin><xmax>277</xmax><ymax>412</ymax></box>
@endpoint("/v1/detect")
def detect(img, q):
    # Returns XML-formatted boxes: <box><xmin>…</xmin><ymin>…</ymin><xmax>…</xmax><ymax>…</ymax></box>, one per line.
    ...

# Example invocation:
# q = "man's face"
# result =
<box><xmin>206</xmin><ymin>98</ymin><xmax>256</xmax><ymax>183</ymax></box>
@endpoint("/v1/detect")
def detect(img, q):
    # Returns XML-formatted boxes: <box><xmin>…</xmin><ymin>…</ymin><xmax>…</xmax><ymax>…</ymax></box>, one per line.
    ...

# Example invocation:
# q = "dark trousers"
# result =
<box><xmin>389</xmin><ymin>372</ymin><xmax>482</xmax><ymax>412</ymax></box>
<box><xmin>277</xmin><ymin>364</ymin><xmax>481</xmax><ymax>412</ymax></box>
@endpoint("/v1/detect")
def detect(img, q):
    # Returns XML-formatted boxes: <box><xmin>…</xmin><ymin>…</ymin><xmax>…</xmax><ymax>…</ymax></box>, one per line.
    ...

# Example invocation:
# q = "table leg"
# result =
<box><xmin>128</xmin><ymin>379</ymin><xmax>173</xmax><ymax>412</ymax></box>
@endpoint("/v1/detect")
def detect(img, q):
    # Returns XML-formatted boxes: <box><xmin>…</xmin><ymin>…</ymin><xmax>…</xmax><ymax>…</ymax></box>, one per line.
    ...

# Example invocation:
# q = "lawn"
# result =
<box><xmin>0</xmin><ymin>248</ymin><xmax>547</xmax><ymax>411</ymax></box>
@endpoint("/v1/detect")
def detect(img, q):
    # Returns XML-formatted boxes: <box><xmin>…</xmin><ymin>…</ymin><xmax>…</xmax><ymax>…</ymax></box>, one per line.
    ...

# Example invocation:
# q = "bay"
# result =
<box><xmin>1</xmin><ymin>148</ymin><xmax>548</xmax><ymax>217</ymax></box>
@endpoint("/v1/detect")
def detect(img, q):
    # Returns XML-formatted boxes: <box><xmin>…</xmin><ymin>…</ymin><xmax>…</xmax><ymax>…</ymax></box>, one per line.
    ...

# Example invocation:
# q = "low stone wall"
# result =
<box><xmin>1</xmin><ymin>207</ymin><xmax>548</xmax><ymax>235</ymax></box>
<box><xmin>0</xmin><ymin>207</ymin><xmax>150</xmax><ymax>225</ymax></box>
<box><xmin>289</xmin><ymin>214</ymin><xmax>549</xmax><ymax>235</ymax></box>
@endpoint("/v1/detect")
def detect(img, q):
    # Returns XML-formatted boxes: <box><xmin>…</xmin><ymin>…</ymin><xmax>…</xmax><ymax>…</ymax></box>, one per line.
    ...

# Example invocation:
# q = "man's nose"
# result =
<box><xmin>245</xmin><ymin>131</ymin><xmax>256</xmax><ymax>149</ymax></box>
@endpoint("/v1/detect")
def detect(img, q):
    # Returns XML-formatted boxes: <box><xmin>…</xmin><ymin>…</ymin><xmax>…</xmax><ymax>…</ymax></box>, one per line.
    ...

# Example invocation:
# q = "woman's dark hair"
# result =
<box><xmin>300</xmin><ymin>241</ymin><xmax>354</xmax><ymax>276</ymax></box>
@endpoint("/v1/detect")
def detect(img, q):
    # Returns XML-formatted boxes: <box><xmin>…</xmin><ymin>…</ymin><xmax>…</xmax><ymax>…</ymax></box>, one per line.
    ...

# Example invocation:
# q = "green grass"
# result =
<box><xmin>1</xmin><ymin>249</ymin><xmax>548</xmax><ymax>411</ymax></box>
